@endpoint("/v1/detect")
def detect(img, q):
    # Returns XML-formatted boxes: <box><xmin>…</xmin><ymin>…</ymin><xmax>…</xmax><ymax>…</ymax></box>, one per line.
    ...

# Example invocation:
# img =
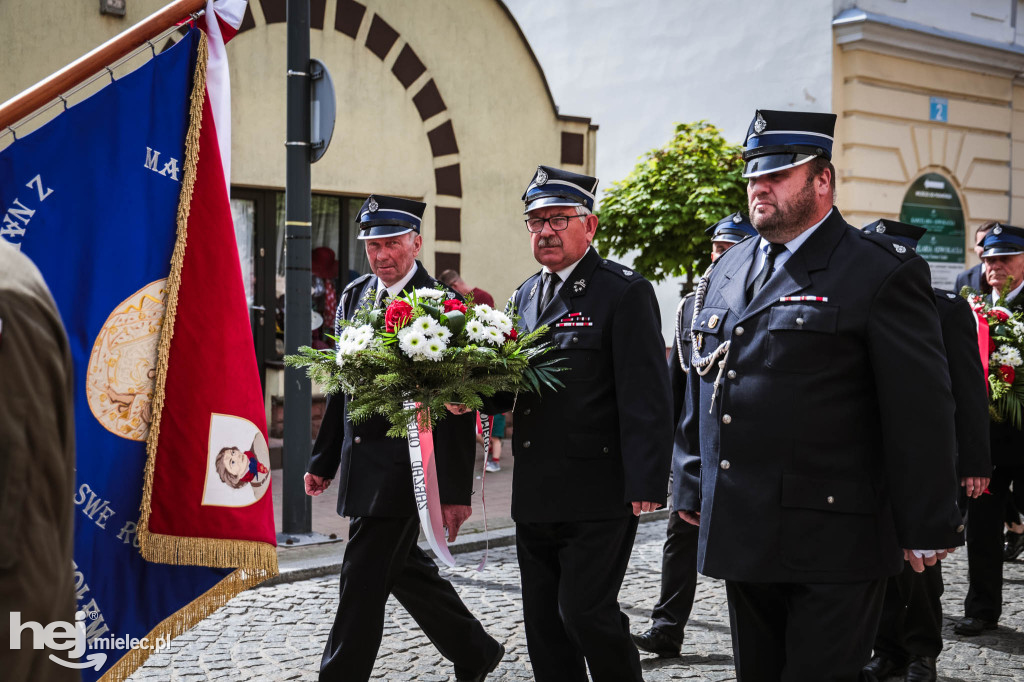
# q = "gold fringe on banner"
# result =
<box><xmin>99</xmin><ymin>567</ymin><xmax>268</xmax><ymax>682</ymax></box>
<box><xmin>116</xmin><ymin>28</ymin><xmax>278</xmax><ymax>680</ymax></box>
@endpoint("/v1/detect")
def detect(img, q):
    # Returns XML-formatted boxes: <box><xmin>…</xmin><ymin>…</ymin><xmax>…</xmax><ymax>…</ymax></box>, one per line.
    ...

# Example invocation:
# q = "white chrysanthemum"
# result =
<box><xmin>484</xmin><ymin>326</ymin><xmax>504</xmax><ymax>345</ymax></box>
<box><xmin>488</xmin><ymin>312</ymin><xmax>513</xmax><ymax>334</ymax></box>
<box><xmin>399</xmin><ymin>329</ymin><xmax>428</xmax><ymax>357</ymax></box>
<box><xmin>473</xmin><ymin>304</ymin><xmax>494</xmax><ymax>318</ymax></box>
<box><xmin>994</xmin><ymin>345</ymin><xmax>1024</xmax><ymax>368</ymax></box>
<box><xmin>412</xmin><ymin>315</ymin><xmax>441</xmax><ymax>336</ymax></box>
<box><xmin>336</xmin><ymin>349</ymin><xmax>346</xmax><ymax>367</ymax></box>
<box><xmin>433</xmin><ymin>326</ymin><xmax>452</xmax><ymax>342</ymax></box>
<box><xmin>466</xmin><ymin>319</ymin><xmax>490</xmax><ymax>343</ymax></box>
<box><xmin>420</xmin><ymin>338</ymin><xmax>446</xmax><ymax>361</ymax></box>
<box><xmin>415</xmin><ymin>287</ymin><xmax>445</xmax><ymax>301</ymax></box>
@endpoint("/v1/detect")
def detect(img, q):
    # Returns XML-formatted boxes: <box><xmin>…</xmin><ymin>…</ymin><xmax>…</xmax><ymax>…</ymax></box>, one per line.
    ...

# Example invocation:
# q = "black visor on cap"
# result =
<box><xmin>742</xmin><ymin>153</ymin><xmax>817</xmax><ymax>179</ymax></box>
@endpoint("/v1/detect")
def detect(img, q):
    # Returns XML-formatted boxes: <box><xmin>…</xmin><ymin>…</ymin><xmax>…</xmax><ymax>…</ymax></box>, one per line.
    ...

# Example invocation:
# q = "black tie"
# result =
<box><xmin>747</xmin><ymin>243</ymin><xmax>786</xmax><ymax>301</ymax></box>
<box><xmin>539</xmin><ymin>272</ymin><xmax>560</xmax><ymax>313</ymax></box>
<box><xmin>374</xmin><ymin>288</ymin><xmax>389</xmax><ymax>309</ymax></box>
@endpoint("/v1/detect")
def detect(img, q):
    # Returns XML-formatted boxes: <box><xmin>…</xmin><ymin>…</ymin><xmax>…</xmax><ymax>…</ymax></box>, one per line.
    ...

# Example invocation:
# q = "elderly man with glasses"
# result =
<box><xmin>480</xmin><ymin>165</ymin><xmax>673</xmax><ymax>682</ymax></box>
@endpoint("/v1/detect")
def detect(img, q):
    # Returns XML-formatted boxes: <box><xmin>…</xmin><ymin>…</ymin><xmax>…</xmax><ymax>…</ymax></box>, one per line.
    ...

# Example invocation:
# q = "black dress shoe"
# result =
<box><xmin>953</xmin><ymin>617</ymin><xmax>997</xmax><ymax>636</ymax></box>
<box><xmin>862</xmin><ymin>654</ymin><xmax>907</xmax><ymax>681</ymax></box>
<box><xmin>457</xmin><ymin>643</ymin><xmax>504</xmax><ymax>682</ymax></box>
<box><xmin>631</xmin><ymin>627</ymin><xmax>682</xmax><ymax>658</ymax></box>
<box><xmin>1004</xmin><ymin>530</ymin><xmax>1024</xmax><ymax>561</ymax></box>
<box><xmin>905</xmin><ymin>656</ymin><xmax>937</xmax><ymax>682</ymax></box>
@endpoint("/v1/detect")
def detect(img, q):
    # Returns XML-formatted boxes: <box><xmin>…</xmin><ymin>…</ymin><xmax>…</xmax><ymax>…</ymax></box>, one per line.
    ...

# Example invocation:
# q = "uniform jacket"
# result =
<box><xmin>490</xmin><ymin>247</ymin><xmax>673</xmax><ymax>523</ymax></box>
<box><xmin>672</xmin><ymin>209</ymin><xmax>964</xmax><ymax>583</ymax></box>
<box><xmin>933</xmin><ymin>290</ymin><xmax>991</xmax><ymax>479</ymax></box>
<box><xmin>669</xmin><ymin>292</ymin><xmax>697</xmax><ymax>423</ymax></box>
<box><xmin>988</xmin><ymin>296</ymin><xmax>1024</xmax><ymax>468</ymax></box>
<box><xmin>307</xmin><ymin>262</ymin><xmax>477</xmax><ymax>518</ymax></box>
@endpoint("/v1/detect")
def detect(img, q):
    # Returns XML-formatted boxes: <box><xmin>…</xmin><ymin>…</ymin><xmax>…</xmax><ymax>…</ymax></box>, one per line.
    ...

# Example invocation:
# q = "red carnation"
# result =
<box><xmin>384</xmin><ymin>299</ymin><xmax>414</xmax><ymax>332</ymax></box>
<box><xmin>1000</xmin><ymin>365</ymin><xmax>1016</xmax><ymax>384</ymax></box>
<box><xmin>506</xmin><ymin>328</ymin><xmax>519</xmax><ymax>341</ymax></box>
<box><xmin>443</xmin><ymin>299</ymin><xmax>467</xmax><ymax>314</ymax></box>
<box><xmin>991</xmin><ymin>309</ymin><xmax>1010</xmax><ymax>322</ymax></box>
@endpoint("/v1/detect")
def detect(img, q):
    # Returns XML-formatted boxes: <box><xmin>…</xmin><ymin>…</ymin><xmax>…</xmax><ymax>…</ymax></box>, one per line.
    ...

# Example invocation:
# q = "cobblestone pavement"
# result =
<box><xmin>130</xmin><ymin>520</ymin><xmax>1024</xmax><ymax>681</ymax></box>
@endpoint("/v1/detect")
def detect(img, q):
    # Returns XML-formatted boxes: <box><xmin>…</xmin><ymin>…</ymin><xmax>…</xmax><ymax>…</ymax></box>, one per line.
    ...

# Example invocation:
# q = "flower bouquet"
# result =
<box><xmin>285</xmin><ymin>286</ymin><xmax>563</xmax><ymax>437</ymax></box>
<box><xmin>964</xmin><ymin>286</ymin><xmax>1024</xmax><ymax>428</ymax></box>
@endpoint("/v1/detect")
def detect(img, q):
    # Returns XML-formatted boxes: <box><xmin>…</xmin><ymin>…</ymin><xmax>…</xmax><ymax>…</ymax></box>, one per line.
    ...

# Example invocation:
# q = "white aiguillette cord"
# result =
<box><xmin>689</xmin><ymin>265</ymin><xmax>730</xmax><ymax>413</ymax></box>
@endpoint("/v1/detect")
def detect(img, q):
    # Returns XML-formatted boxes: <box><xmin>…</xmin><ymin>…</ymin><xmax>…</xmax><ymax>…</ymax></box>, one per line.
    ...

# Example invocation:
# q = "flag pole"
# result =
<box><xmin>0</xmin><ymin>0</ymin><xmax>207</xmax><ymax>130</ymax></box>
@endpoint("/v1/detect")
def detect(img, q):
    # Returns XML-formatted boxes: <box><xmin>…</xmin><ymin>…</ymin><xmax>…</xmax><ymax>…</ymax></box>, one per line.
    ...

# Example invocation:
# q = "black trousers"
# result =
<box><xmin>873</xmin><ymin>562</ymin><xmax>944</xmax><ymax>662</ymax></box>
<box><xmin>650</xmin><ymin>510</ymin><xmax>699</xmax><ymax>640</ymax></box>
<box><xmin>319</xmin><ymin>515</ymin><xmax>499</xmax><ymax>681</ymax></box>
<box><xmin>516</xmin><ymin>516</ymin><xmax>642</xmax><ymax>682</ymax></box>
<box><xmin>725</xmin><ymin>578</ymin><xmax>886</xmax><ymax>682</ymax></box>
<box><xmin>964</xmin><ymin>464</ymin><xmax>1024</xmax><ymax>622</ymax></box>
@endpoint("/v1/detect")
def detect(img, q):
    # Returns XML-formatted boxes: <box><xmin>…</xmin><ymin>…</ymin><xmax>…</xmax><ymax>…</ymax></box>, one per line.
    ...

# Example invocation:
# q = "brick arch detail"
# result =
<box><xmin>238</xmin><ymin>0</ymin><xmax>464</xmax><ymax>269</ymax></box>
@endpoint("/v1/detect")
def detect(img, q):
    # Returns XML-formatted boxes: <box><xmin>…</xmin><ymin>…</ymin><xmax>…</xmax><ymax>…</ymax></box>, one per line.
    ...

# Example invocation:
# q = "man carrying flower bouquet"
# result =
<box><xmin>673</xmin><ymin>109</ymin><xmax>965</xmax><ymax>681</ymax></box>
<box><xmin>304</xmin><ymin>194</ymin><xmax>503</xmax><ymax>682</ymax></box>
<box><xmin>955</xmin><ymin>223</ymin><xmax>1024</xmax><ymax>638</ymax></box>
<box><xmin>482</xmin><ymin>165</ymin><xmax>674</xmax><ymax>682</ymax></box>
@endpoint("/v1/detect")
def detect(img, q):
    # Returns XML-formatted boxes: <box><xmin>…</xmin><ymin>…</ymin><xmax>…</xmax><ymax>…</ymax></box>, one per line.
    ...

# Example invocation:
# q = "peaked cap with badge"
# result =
<box><xmin>862</xmin><ymin>218</ymin><xmax>927</xmax><ymax>249</ymax></box>
<box><xmin>980</xmin><ymin>223</ymin><xmax>1024</xmax><ymax>258</ymax></box>
<box><xmin>742</xmin><ymin>109</ymin><xmax>837</xmax><ymax>178</ymax></box>
<box><xmin>355</xmin><ymin>194</ymin><xmax>426</xmax><ymax>240</ymax></box>
<box><xmin>706</xmin><ymin>212</ymin><xmax>757</xmax><ymax>245</ymax></box>
<box><xmin>522</xmin><ymin>165</ymin><xmax>599</xmax><ymax>213</ymax></box>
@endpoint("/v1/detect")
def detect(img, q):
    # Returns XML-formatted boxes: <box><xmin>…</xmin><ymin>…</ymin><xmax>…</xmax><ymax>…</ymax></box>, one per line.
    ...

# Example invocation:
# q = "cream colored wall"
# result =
<box><xmin>832</xmin><ymin>44</ymin><xmax>1011</xmax><ymax>264</ymax></box>
<box><xmin>0</xmin><ymin>0</ymin><xmax>595</xmax><ymax>304</ymax></box>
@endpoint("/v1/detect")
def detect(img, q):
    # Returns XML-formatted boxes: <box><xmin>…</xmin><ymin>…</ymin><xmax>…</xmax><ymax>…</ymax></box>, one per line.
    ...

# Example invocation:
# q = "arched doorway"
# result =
<box><xmin>898</xmin><ymin>171</ymin><xmax>966</xmax><ymax>289</ymax></box>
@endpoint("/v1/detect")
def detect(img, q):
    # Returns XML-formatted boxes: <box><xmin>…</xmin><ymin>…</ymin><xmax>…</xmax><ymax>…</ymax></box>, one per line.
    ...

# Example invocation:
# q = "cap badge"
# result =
<box><xmin>732</xmin><ymin>214</ymin><xmax>742</xmax><ymax>223</ymax></box>
<box><xmin>753</xmin><ymin>112</ymin><xmax>767</xmax><ymax>134</ymax></box>
<box><xmin>994</xmin><ymin>225</ymin><xmax>1003</xmax><ymax>235</ymax></box>
<box><xmin>893</xmin><ymin>243</ymin><xmax>906</xmax><ymax>254</ymax></box>
<box><xmin>708</xmin><ymin>314</ymin><xmax>719</xmax><ymax>329</ymax></box>
<box><xmin>368</xmin><ymin>197</ymin><xmax>379</xmax><ymax>213</ymax></box>
<box><xmin>622</xmin><ymin>268</ymin><xmax>633</xmax><ymax>277</ymax></box>
<box><xmin>536</xmin><ymin>168</ymin><xmax>548</xmax><ymax>185</ymax></box>
<box><xmin>875</xmin><ymin>224</ymin><xmax>886</xmax><ymax>234</ymax></box>
<box><xmin>947</xmin><ymin>292</ymin><xmax>957</xmax><ymax>299</ymax></box>
<box><xmin>573</xmin><ymin>279</ymin><xmax>587</xmax><ymax>294</ymax></box>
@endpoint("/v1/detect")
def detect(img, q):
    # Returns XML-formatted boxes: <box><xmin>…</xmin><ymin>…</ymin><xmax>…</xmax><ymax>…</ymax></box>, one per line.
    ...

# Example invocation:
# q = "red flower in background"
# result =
<box><xmin>506</xmin><ymin>328</ymin><xmax>519</xmax><ymax>341</ymax></box>
<box><xmin>443</xmin><ymin>299</ymin><xmax>467</xmax><ymax>314</ymax></box>
<box><xmin>1000</xmin><ymin>365</ymin><xmax>1016</xmax><ymax>384</ymax></box>
<box><xmin>384</xmin><ymin>299</ymin><xmax>414</xmax><ymax>332</ymax></box>
<box><xmin>991</xmin><ymin>309</ymin><xmax>1010</xmax><ymax>322</ymax></box>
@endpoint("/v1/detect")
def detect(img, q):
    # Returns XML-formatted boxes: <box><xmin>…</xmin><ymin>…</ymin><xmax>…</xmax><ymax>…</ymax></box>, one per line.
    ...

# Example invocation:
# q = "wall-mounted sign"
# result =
<box><xmin>899</xmin><ymin>172</ymin><xmax>964</xmax><ymax>289</ymax></box>
<box><xmin>929</xmin><ymin>96</ymin><xmax>948</xmax><ymax>122</ymax></box>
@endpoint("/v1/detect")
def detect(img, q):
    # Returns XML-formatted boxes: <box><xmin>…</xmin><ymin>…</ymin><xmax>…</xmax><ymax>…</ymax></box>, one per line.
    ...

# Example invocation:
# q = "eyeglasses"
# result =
<box><xmin>524</xmin><ymin>215</ymin><xmax>581</xmax><ymax>233</ymax></box>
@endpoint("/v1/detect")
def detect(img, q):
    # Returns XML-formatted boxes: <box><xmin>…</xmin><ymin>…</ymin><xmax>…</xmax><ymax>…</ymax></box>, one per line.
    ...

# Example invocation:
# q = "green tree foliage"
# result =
<box><xmin>595</xmin><ymin>121</ymin><xmax>747</xmax><ymax>284</ymax></box>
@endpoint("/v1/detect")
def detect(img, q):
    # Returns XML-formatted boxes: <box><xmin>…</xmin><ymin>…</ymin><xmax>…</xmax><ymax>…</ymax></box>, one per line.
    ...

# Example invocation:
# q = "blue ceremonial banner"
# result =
<box><xmin>0</xmin><ymin>30</ymin><xmax>238</xmax><ymax>681</ymax></box>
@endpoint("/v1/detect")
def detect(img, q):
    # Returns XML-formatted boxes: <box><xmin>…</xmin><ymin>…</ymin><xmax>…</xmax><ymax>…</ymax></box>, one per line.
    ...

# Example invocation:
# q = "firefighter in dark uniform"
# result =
<box><xmin>673</xmin><ymin>110</ymin><xmax>965</xmax><ymax>681</ymax></box>
<box><xmin>305</xmin><ymin>195</ymin><xmax>503</xmax><ymax>682</ymax></box>
<box><xmin>955</xmin><ymin>223</ymin><xmax>1024</xmax><ymax>637</ymax></box>
<box><xmin>633</xmin><ymin>212</ymin><xmax>756</xmax><ymax>659</ymax></box>
<box><xmin>483</xmin><ymin>165</ymin><xmax>673</xmax><ymax>682</ymax></box>
<box><xmin>859</xmin><ymin>219</ymin><xmax>991</xmax><ymax>682</ymax></box>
